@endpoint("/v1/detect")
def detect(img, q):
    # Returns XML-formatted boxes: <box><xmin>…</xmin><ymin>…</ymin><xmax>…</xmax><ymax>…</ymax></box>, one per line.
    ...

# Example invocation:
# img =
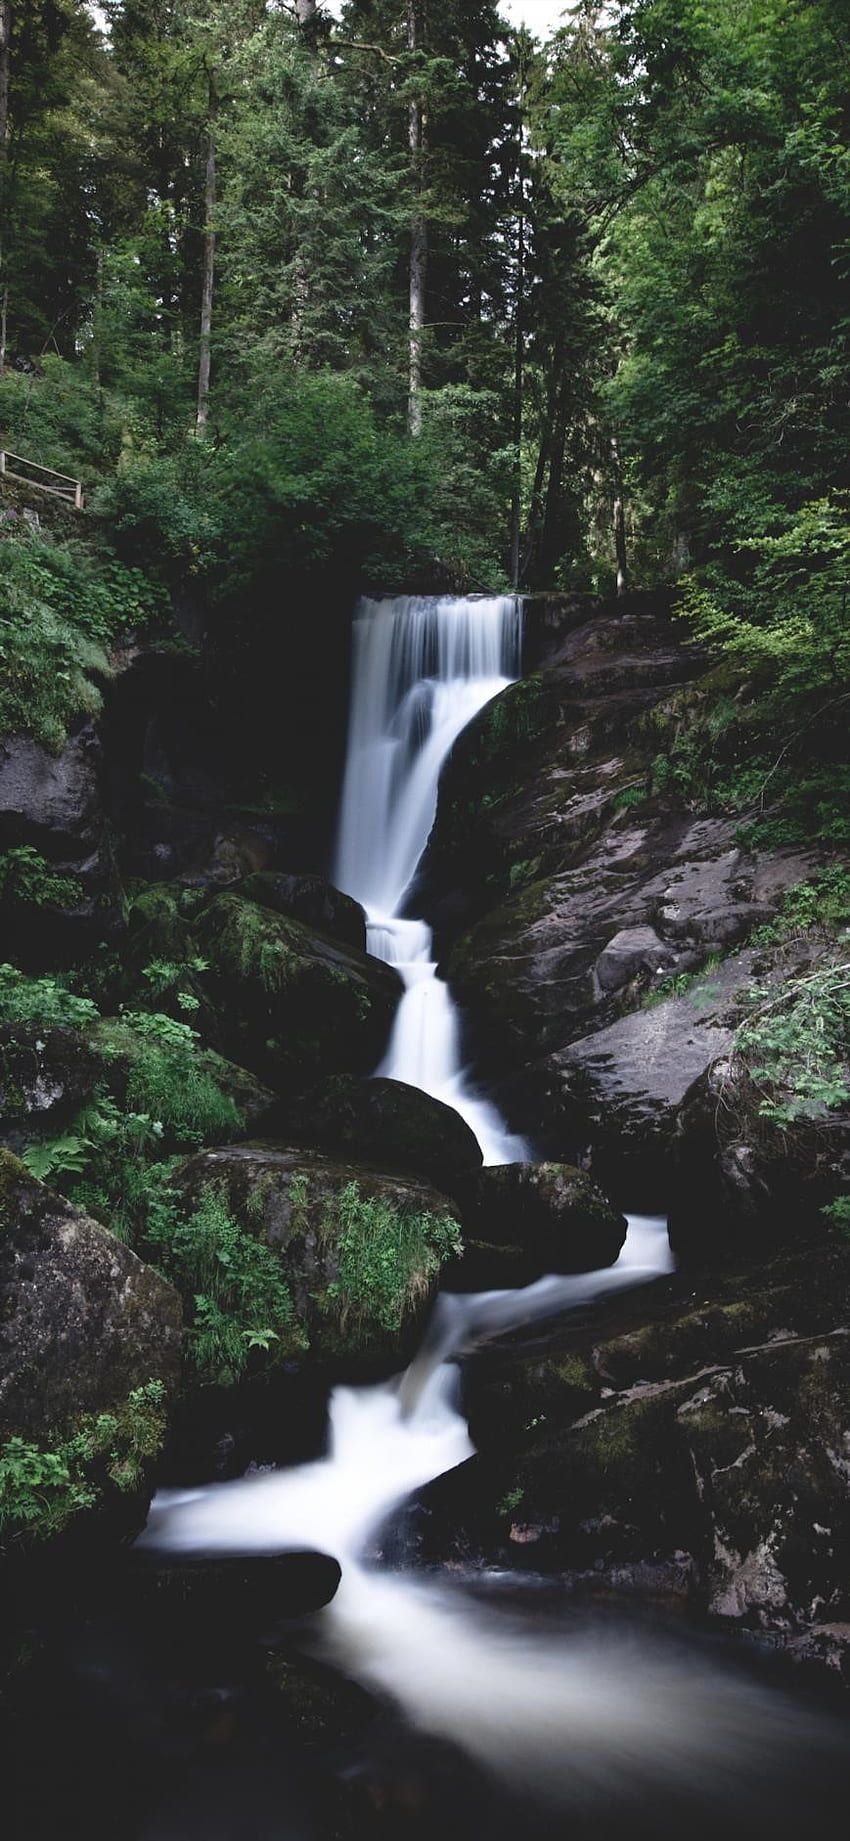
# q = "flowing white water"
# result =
<box><xmin>137</xmin><ymin>595</ymin><xmax>845</xmax><ymax>1816</ymax></box>
<box><xmin>140</xmin><ymin>1221</ymin><xmax>823</xmax><ymax>1811</ymax></box>
<box><xmin>334</xmin><ymin>593</ymin><xmax>526</xmax><ymax>1164</ymax></box>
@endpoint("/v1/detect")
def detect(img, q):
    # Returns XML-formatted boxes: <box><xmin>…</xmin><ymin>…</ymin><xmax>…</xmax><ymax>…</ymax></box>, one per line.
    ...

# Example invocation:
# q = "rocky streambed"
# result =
<box><xmin>2</xmin><ymin>590</ymin><xmax>850</xmax><ymax>1837</ymax></box>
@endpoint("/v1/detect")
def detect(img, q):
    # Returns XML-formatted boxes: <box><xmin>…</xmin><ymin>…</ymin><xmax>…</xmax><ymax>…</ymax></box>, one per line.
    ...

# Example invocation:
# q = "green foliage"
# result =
<box><xmin>0</xmin><ymin>1381</ymin><xmax>167</xmax><ymax>1546</ymax></box>
<box><xmin>751</xmin><ymin>871</ymin><xmax>850</xmax><ymax>948</ymax></box>
<box><xmin>146</xmin><ymin>1182</ymin><xmax>303</xmax><ymax>1386</ymax></box>
<box><xmin>0</xmin><ymin>523</ymin><xmax>166</xmax><ymax>750</ymax></box>
<box><xmin>643</xmin><ymin>955</ymin><xmax>723</xmax><ymax>1011</ymax></box>
<box><xmin>822</xmin><ymin>1195</ymin><xmax>850</xmax><ymax>1238</ymax></box>
<box><xmin>109</xmin><ymin>1014</ymin><xmax>243</xmax><ymax>1143</ymax></box>
<box><xmin>321</xmin><ymin>1180</ymin><xmax>462</xmax><ymax>1344</ymax></box>
<box><xmin>0</xmin><ymin>847</ymin><xmax>82</xmax><ymax>910</ymax></box>
<box><xmin>734</xmin><ymin>961</ymin><xmax>850</xmax><ymax>1129</ymax></box>
<box><xmin>0</xmin><ymin>964</ymin><xmax>99</xmax><ymax>1029</ymax></box>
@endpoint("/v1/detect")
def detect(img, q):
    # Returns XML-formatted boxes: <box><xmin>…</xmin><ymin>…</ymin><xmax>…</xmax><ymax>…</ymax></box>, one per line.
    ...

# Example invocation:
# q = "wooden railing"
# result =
<box><xmin>0</xmin><ymin>448</ymin><xmax>84</xmax><ymax>509</ymax></box>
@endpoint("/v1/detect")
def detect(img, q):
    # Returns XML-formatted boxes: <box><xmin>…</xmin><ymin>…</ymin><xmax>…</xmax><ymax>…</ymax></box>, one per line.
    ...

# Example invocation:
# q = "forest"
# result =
<box><xmin>3</xmin><ymin>5</ymin><xmax>850</xmax><ymax>1836</ymax></box>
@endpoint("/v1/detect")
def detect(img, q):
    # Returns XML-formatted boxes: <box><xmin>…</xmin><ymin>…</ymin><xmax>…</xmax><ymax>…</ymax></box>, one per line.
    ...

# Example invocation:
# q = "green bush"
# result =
<box><xmin>0</xmin><ymin>525</ymin><xmax>166</xmax><ymax>750</ymax></box>
<box><xmin>321</xmin><ymin>1180</ymin><xmax>462</xmax><ymax>1343</ymax></box>
<box><xmin>0</xmin><ymin>847</ymin><xmax>83</xmax><ymax>910</ymax></box>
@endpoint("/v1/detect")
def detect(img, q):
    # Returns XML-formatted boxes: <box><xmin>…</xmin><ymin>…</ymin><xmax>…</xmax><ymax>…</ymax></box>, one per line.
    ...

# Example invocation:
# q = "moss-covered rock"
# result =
<box><xmin>0</xmin><ymin>1024</ymin><xmax>101</xmax><ymax>1147</ymax></box>
<box><xmin>282</xmin><ymin>1075</ymin><xmax>482</xmax><ymax>1197</ymax></box>
<box><xmin>401</xmin><ymin>1238</ymin><xmax>850</xmax><ymax>1660</ymax></box>
<box><xmin>197</xmin><ymin>892</ymin><xmax>401</xmax><ymax>1092</ymax></box>
<box><xmin>174</xmin><ymin>1144</ymin><xmax>462</xmax><ymax>1368</ymax></box>
<box><xmin>669</xmin><ymin>1050</ymin><xmax>850</xmax><ymax>1265</ymax></box>
<box><xmin>0</xmin><ymin>1152</ymin><xmax>181</xmax><ymax>1546</ymax></box>
<box><xmin>452</xmin><ymin>1161</ymin><xmax>626</xmax><ymax>1284</ymax></box>
<box><xmin>241</xmin><ymin>871</ymin><xmax>367</xmax><ymax>953</ymax></box>
<box><xmin>0</xmin><ymin>1151</ymin><xmax>181</xmax><ymax>1440</ymax></box>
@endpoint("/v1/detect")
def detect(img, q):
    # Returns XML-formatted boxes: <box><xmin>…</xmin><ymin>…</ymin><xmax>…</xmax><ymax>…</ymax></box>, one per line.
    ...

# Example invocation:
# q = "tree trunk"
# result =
<box><xmin>0</xmin><ymin>2</ymin><xmax>11</xmax><ymax>378</ymax></box>
<box><xmin>0</xmin><ymin>2</ymin><xmax>10</xmax><ymax>150</ymax></box>
<box><xmin>611</xmin><ymin>436</ymin><xmax>628</xmax><ymax>596</ymax></box>
<box><xmin>196</xmin><ymin>71</ymin><xmax>217</xmax><ymax>433</ymax></box>
<box><xmin>509</xmin><ymin>157</ymin><xmax>526</xmax><ymax>587</ymax></box>
<box><xmin>522</xmin><ymin>333</ymin><xmax>566</xmax><ymax>585</ymax></box>
<box><xmin>407</xmin><ymin>0</ymin><xmax>426</xmax><ymax>437</ymax></box>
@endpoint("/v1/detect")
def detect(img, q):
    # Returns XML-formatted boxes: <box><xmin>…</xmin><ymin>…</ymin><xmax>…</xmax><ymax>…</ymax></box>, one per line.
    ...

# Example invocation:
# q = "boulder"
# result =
<box><xmin>197</xmin><ymin>891</ymin><xmax>401</xmax><ymax>1091</ymax></box>
<box><xmin>0</xmin><ymin>1148</ymin><xmax>180</xmax><ymax>1446</ymax></box>
<box><xmin>669</xmin><ymin>1055</ymin><xmax>850</xmax><ymax>1265</ymax></box>
<box><xmin>0</xmin><ymin>727</ymin><xmax>103</xmax><ymax>858</ymax></box>
<box><xmin>174</xmin><ymin>1143</ymin><xmax>462</xmax><ymax>1368</ymax></box>
<box><xmin>0</xmin><ymin>1024</ymin><xmax>101</xmax><ymax>1148</ymax></box>
<box><xmin>0</xmin><ymin>1016</ymin><xmax>276</xmax><ymax>1155</ymax></box>
<box><xmin>398</xmin><ymin>1240</ymin><xmax>850</xmax><ymax>1667</ymax></box>
<box><xmin>283</xmin><ymin>1075</ymin><xmax>482</xmax><ymax>1196</ymax></box>
<box><xmin>593</xmin><ymin>925</ymin><xmax>677</xmax><ymax>994</ymax></box>
<box><xmin>451</xmin><ymin>1161</ymin><xmax>626</xmax><ymax>1286</ymax></box>
<box><xmin>241</xmin><ymin>871</ymin><xmax>367</xmax><ymax>953</ymax></box>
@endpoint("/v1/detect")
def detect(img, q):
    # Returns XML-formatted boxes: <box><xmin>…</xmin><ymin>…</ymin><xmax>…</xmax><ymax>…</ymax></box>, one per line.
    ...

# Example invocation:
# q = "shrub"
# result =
<box><xmin>0</xmin><ymin>964</ymin><xmax>99</xmax><ymax>1029</ymax></box>
<box><xmin>146</xmin><ymin>1182</ymin><xmax>303</xmax><ymax>1385</ymax></box>
<box><xmin>0</xmin><ymin>847</ymin><xmax>83</xmax><ymax>910</ymax></box>
<box><xmin>321</xmin><ymin>1180</ymin><xmax>462</xmax><ymax>1344</ymax></box>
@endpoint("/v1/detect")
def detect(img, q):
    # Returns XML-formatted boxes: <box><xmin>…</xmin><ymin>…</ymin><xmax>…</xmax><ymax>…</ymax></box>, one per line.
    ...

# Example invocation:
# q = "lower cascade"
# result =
<box><xmin>334</xmin><ymin>593</ymin><xmax>526</xmax><ymax>1163</ymax></box>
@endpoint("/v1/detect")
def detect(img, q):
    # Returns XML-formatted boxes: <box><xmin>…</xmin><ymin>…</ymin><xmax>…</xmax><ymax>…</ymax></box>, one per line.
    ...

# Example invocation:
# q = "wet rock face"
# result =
<box><xmin>175</xmin><ymin>1143</ymin><xmax>461</xmax><ymax>1369</ymax></box>
<box><xmin>0</xmin><ymin>1152</ymin><xmax>181</xmax><ymax>1441</ymax></box>
<box><xmin>401</xmin><ymin>1241</ymin><xmax>850</xmax><ymax>1660</ymax></box>
<box><xmin>241</xmin><ymin>871</ymin><xmax>368</xmax><ymax>953</ymax></box>
<box><xmin>418</xmin><ymin>608</ymin><xmax>822</xmax><ymax>1189</ymax></box>
<box><xmin>449</xmin><ymin>1161</ymin><xmax>626</xmax><ymax>1288</ymax></box>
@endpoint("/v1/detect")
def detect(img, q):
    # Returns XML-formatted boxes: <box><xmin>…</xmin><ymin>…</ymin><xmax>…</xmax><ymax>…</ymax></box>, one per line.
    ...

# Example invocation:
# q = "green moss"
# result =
<box><xmin>206</xmin><ymin>893</ymin><xmax>304</xmax><ymax>992</ymax></box>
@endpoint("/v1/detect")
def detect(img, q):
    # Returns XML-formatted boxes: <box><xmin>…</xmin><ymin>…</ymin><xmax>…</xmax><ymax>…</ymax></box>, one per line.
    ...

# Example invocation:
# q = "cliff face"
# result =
<box><xmin>423</xmin><ymin>599</ymin><xmax>828</xmax><ymax>1210</ymax></box>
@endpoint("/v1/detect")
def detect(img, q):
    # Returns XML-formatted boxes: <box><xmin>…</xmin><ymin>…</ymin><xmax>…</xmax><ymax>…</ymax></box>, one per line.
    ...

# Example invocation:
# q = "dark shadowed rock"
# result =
<box><xmin>241</xmin><ymin>871</ymin><xmax>367</xmax><ymax>952</ymax></box>
<box><xmin>174</xmin><ymin>1143</ymin><xmax>461</xmax><ymax>1368</ymax></box>
<box><xmin>0</xmin><ymin>1151</ymin><xmax>181</xmax><ymax>1440</ymax></box>
<box><xmin>450</xmin><ymin>1161</ymin><xmax>626</xmax><ymax>1287</ymax></box>
<box><xmin>0</xmin><ymin>727</ymin><xmax>103</xmax><ymax>858</ymax></box>
<box><xmin>198</xmin><ymin>891</ymin><xmax>401</xmax><ymax>1092</ymax></box>
<box><xmin>283</xmin><ymin>1075</ymin><xmax>482</xmax><ymax>1196</ymax></box>
<box><xmin>669</xmin><ymin>1054</ymin><xmax>850</xmax><ymax>1265</ymax></box>
<box><xmin>397</xmin><ymin>1239</ymin><xmax>850</xmax><ymax>1670</ymax></box>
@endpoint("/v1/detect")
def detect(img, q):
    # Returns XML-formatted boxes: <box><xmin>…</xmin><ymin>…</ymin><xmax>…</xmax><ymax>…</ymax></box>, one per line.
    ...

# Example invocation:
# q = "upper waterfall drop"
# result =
<box><xmin>334</xmin><ymin>593</ymin><xmax>526</xmax><ymax>1164</ymax></box>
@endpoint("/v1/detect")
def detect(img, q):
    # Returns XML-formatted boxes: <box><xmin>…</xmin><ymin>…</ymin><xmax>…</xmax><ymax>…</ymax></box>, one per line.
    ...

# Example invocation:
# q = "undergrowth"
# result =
<box><xmin>0</xmin><ymin>1380</ymin><xmax>167</xmax><ymax>1547</ymax></box>
<box><xmin>320</xmin><ymin>1179</ymin><xmax>462</xmax><ymax>1344</ymax></box>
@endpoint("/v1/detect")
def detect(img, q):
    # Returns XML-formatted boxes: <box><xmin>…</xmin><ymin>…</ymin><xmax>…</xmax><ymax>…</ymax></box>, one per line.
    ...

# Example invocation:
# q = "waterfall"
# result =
<box><xmin>139</xmin><ymin>1221</ymin><xmax>821</xmax><ymax>1811</ymax></box>
<box><xmin>334</xmin><ymin>593</ymin><xmax>526</xmax><ymax>1163</ymax></box>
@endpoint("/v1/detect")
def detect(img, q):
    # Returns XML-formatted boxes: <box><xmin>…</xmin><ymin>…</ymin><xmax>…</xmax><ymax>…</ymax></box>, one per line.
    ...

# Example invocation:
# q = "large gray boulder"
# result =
<box><xmin>0</xmin><ymin>727</ymin><xmax>103</xmax><ymax>858</ymax></box>
<box><xmin>282</xmin><ymin>1075</ymin><xmax>483</xmax><ymax>1197</ymax></box>
<box><xmin>0</xmin><ymin>1151</ymin><xmax>181</xmax><ymax>1442</ymax></box>
<box><xmin>198</xmin><ymin>891</ymin><xmax>401</xmax><ymax>1092</ymax></box>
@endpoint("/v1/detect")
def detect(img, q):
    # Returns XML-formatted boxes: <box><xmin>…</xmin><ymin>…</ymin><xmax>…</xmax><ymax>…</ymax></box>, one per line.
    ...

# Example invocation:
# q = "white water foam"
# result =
<box><xmin>334</xmin><ymin>593</ymin><xmax>526</xmax><ymax>1163</ymax></box>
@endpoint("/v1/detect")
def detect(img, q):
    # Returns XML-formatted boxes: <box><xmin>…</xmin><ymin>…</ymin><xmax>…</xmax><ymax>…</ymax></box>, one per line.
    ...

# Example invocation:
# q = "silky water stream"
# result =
<box><xmin>134</xmin><ymin>596</ymin><xmax>850</xmax><ymax>1835</ymax></box>
<box><xmin>8</xmin><ymin>598</ymin><xmax>847</xmax><ymax>1838</ymax></box>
